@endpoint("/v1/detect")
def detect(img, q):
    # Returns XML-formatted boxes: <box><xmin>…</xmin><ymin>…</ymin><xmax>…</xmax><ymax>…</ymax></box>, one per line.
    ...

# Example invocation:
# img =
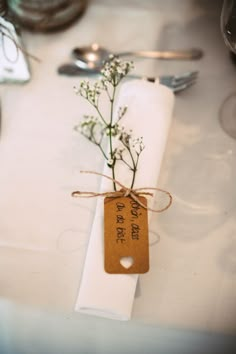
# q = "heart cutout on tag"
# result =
<box><xmin>120</xmin><ymin>256</ymin><xmax>134</xmax><ymax>269</ymax></box>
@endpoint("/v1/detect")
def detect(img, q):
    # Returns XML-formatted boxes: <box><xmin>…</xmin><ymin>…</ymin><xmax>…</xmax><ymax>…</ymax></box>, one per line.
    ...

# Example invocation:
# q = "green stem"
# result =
<box><xmin>128</xmin><ymin>148</ymin><xmax>137</xmax><ymax>189</ymax></box>
<box><xmin>95</xmin><ymin>106</ymin><xmax>108</xmax><ymax>126</ymax></box>
<box><xmin>98</xmin><ymin>144</ymin><xmax>108</xmax><ymax>160</ymax></box>
<box><xmin>119</xmin><ymin>158</ymin><xmax>133</xmax><ymax>170</ymax></box>
<box><xmin>119</xmin><ymin>139</ymin><xmax>138</xmax><ymax>189</ymax></box>
<box><xmin>89</xmin><ymin>123</ymin><xmax>108</xmax><ymax>160</ymax></box>
<box><xmin>109</xmin><ymin>85</ymin><xmax>117</xmax><ymax>191</ymax></box>
<box><xmin>105</xmin><ymin>86</ymin><xmax>112</xmax><ymax>101</ymax></box>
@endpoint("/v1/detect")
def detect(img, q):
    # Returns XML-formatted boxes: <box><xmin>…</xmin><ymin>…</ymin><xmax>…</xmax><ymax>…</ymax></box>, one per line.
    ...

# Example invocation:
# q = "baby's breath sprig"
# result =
<box><xmin>74</xmin><ymin>56</ymin><xmax>144</xmax><ymax>191</ymax></box>
<box><xmin>117</xmin><ymin>132</ymin><xmax>145</xmax><ymax>189</ymax></box>
<box><xmin>74</xmin><ymin>115</ymin><xmax>108</xmax><ymax>160</ymax></box>
<box><xmin>101</xmin><ymin>55</ymin><xmax>134</xmax><ymax>87</ymax></box>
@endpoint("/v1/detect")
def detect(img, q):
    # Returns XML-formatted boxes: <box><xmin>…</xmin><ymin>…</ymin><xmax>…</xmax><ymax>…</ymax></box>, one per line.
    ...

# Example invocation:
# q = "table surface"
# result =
<box><xmin>1</xmin><ymin>0</ymin><xmax>236</xmax><ymax>351</ymax></box>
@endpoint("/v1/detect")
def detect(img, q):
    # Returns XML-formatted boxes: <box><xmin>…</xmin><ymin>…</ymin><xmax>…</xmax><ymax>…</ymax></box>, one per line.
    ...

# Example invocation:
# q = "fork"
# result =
<box><xmin>58</xmin><ymin>63</ymin><xmax>198</xmax><ymax>93</ymax></box>
<box><xmin>129</xmin><ymin>71</ymin><xmax>198</xmax><ymax>93</ymax></box>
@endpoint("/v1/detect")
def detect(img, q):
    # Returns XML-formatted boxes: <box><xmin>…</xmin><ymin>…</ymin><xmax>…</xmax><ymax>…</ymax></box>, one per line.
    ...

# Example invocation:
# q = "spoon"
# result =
<box><xmin>72</xmin><ymin>43</ymin><xmax>203</xmax><ymax>70</ymax></box>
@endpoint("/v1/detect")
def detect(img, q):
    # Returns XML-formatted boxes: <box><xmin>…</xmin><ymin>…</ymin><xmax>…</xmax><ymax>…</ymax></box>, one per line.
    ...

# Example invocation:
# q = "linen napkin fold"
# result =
<box><xmin>75</xmin><ymin>79</ymin><xmax>175</xmax><ymax>320</ymax></box>
<box><xmin>0</xmin><ymin>17</ymin><xmax>30</xmax><ymax>83</ymax></box>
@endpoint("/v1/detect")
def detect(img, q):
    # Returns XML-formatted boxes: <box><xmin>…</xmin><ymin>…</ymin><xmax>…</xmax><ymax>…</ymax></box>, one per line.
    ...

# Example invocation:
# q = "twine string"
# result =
<box><xmin>72</xmin><ymin>171</ymin><xmax>172</xmax><ymax>213</ymax></box>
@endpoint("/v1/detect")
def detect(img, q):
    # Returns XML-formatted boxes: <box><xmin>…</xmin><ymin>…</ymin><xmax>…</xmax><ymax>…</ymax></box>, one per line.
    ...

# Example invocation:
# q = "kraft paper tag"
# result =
<box><xmin>104</xmin><ymin>196</ymin><xmax>149</xmax><ymax>274</ymax></box>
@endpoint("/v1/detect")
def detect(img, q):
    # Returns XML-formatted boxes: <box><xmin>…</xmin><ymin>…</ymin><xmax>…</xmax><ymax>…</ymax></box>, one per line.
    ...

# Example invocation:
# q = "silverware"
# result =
<box><xmin>72</xmin><ymin>43</ymin><xmax>203</xmax><ymax>70</ymax></box>
<box><xmin>154</xmin><ymin>71</ymin><xmax>198</xmax><ymax>93</ymax></box>
<box><xmin>57</xmin><ymin>63</ymin><xmax>198</xmax><ymax>93</ymax></box>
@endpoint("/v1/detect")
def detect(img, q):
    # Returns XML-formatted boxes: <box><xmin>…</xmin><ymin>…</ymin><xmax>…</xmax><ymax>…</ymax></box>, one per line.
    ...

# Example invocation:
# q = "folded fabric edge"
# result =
<box><xmin>75</xmin><ymin>306</ymin><xmax>131</xmax><ymax>321</ymax></box>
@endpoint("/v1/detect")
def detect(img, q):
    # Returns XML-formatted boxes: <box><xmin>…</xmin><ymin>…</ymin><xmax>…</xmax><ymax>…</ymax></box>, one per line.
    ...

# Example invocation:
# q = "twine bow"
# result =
<box><xmin>72</xmin><ymin>171</ymin><xmax>172</xmax><ymax>213</ymax></box>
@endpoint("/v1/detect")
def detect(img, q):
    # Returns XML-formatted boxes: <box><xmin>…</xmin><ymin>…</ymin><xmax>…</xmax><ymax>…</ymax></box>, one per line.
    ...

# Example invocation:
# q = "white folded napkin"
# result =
<box><xmin>75</xmin><ymin>79</ymin><xmax>175</xmax><ymax>320</ymax></box>
<box><xmin>0</xmin><ymin>17</ymin><xmax>30</xmax><ymax>83</ymax></box>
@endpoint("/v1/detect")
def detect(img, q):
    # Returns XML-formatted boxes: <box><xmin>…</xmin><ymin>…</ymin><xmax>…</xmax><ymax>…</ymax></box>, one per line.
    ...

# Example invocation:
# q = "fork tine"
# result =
<box><xmin>173</xmin><ymin>71</ymin><xmax>199</xmax><ymax>82</ymax></box>
<box><xmin>172</xmin><ymin>71</ymin><xmax>198</xmax><ymax>85</ymax></box>
<box><xmin>142</xmin><ymin>70</ymin><xmax>198</xmax><ymax>92</ymax></box>
<box><xmin>158</xmin><ymin>71</ymin><xmax>198</xmax><ymax>88</ymax></box>
<box><xmin>170</xmin><ymin>76</ymin><xmax>197</xmax><ymax>89</ymax></box>
<box><xmin>172</xmin><ymin>78</ymin><xmax>197</xmax><ymax>93</ymax></box>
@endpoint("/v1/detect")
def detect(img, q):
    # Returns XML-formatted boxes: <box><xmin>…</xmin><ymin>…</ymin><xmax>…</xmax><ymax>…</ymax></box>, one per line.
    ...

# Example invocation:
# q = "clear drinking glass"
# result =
<box><xmin>221</xmin><ymin>0</ymin><xmax>236</xmax><ymax>52</ymax></box>
<box><xmin>220</xmin><ymin>0</ymin><xmax>236</xmax><ymax>138</ymax></box>
<box><xmin>7</xmin><ymin>0</ymin><xmax>87</xmax><ymax>32</ymax></box>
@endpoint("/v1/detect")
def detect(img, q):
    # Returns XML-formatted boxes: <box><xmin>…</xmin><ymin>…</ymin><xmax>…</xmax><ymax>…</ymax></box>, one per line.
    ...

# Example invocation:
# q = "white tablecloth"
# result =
<box><xmin>0</xmin><ymin>0</ymin><xmax>236</xmax><ymax>336</ymax></box>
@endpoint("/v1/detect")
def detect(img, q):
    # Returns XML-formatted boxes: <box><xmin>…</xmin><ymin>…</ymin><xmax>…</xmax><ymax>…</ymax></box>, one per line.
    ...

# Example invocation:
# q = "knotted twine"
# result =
<box><xmin>72</xmin><ymin>171</ymin><xmax>172</xmax><ymax>213</ymax></box>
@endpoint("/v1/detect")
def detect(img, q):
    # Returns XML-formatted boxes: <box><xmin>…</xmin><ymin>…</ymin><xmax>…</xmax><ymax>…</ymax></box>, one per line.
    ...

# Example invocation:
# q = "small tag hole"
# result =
<box><xmin>120</xmin><ymin>256</ymin><xmax>134</xmax><ymax>269</ymax></box>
